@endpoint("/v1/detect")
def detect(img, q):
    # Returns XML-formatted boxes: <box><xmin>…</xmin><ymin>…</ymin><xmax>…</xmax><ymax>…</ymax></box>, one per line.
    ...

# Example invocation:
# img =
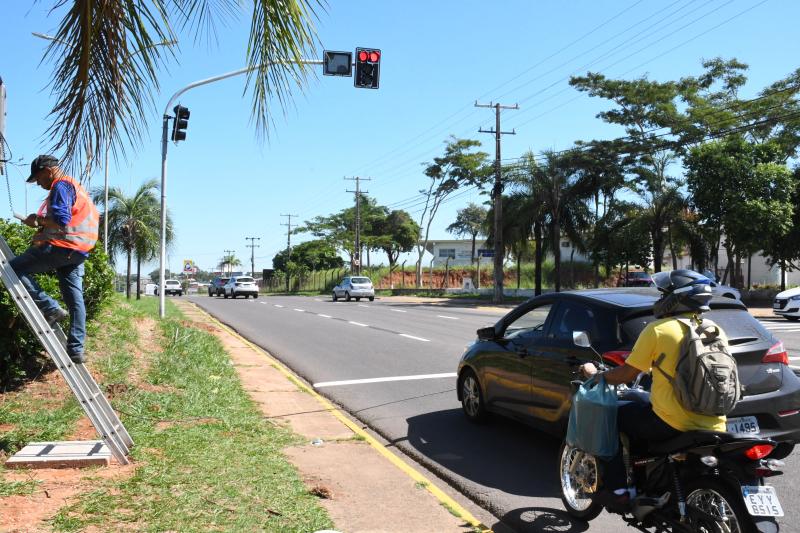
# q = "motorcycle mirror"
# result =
<box><xmin>573</xmin><ymin>331</ymin><xmax>591</xmax><ymax>348</ymax></box>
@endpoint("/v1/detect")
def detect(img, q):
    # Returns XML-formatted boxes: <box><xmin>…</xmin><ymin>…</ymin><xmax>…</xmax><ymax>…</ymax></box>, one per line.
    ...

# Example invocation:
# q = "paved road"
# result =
<box><xmin>189</xmin><ymin>294</ymin><xmax>799</xmax><ymax>532</ymax></box>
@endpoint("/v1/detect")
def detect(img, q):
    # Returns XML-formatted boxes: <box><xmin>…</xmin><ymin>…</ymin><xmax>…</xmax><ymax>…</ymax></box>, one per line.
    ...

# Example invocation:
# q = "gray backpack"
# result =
<box><xmin>653</xmin><ymin>317</ymin><xmax>741</xmax><ymax>416</ymax></box>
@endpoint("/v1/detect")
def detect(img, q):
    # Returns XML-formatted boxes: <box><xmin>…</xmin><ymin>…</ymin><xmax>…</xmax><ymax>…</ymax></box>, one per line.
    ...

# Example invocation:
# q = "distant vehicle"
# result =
<box><xmin>773</xmin><ymin>287</ymin><xmax>800</xmax><ymax>321</ymax></box>
<box><xmin>208</xmin><ymin>277</ymin><xmax>230</xmax><ymax>297</ymax></box>
<box><xmin>617</xmin><ymin>270</ymin><xmax>652</xmax><ymax>287</ymax></box>
<box><xmin>223</xmin><ymin>276</ymin><xmax>259</xmax><ymax>299</ymax></box>
<box><xmin>155</xmin><ymin>279</ymin><xmax>182</xmax><ymax>296</ymax></box>
<box><xmin>701</xmin><ymin>270</ymin><xmax>741</xmax><ymax>300</ymax></box>
<box><xmin>332</xmin><ymin>276</ymin><xmax>375</xmax><ymax>302</ymax></box>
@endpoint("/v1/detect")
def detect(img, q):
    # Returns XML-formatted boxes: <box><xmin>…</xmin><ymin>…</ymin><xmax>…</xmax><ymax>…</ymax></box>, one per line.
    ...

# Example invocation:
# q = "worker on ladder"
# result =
<box><xmin>11</xmin><ymin>155</ymin><xmax>99</xmax><ymax>364</ymax></box>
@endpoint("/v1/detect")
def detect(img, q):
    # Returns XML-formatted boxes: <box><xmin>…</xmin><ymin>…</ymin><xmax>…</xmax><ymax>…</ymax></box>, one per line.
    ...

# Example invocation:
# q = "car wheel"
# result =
<box><xmin>332</xmin><ymin>292</ymin><xmax>338</xmax><ymax>302</ymax></box>
<box><xmin>785</xmin><ymin>316</ymin><xmax>799</xmax><ymax>322</ymax></box>
<box><xmin>244</xmin><ymin>294</ymin><xmax>249</xmax><ymax>299</ymax></box>
<box><xmin>253</xmin><ymin>294</ymin><xmax>258</xmax><ymax>299</ymax></box>
<box><xmin>356</xmin><ymin>297</ymin><xmax>361</xmax><ymax>302</ymax></box>
<box><xmin>223</xmin><ymin>291</ymin><xmax>229</xmax><ymax>299</ymax></box>
<box><xmin>345</xmin><ymin>292</ymin><xmax>351</xmax><ymax>302</ymax></box>
<box><xmin>369</xmin><ymin>296</ymin><xmax>374</xmax><ymax>302</ymax></box>
<box><xmin>559</xmin><ymin>441</ymin><xmax>603</xmax><ymax>521</ymax></box>
<box><xmin>459</xmin><ymin>369</ymin><xmax>487</xmax><ymax>423</ymax></box>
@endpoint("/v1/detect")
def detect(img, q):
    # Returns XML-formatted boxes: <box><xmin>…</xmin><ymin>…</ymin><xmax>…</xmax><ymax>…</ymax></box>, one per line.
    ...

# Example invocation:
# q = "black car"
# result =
<box><xmin>457</xmin><ymin>288</ymin><xmax>800</xmax><ymax>458</ymax></box>
<box><xmin>208</xmin><ymin>276</ymin><xmax>230</xmax><ymax>297</ymax></box>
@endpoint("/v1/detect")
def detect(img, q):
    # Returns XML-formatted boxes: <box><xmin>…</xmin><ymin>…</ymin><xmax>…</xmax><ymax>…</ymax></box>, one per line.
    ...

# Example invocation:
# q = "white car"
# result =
<box><xmin>155</xmin><ymin>279</ymin><xmax>182</xmax><ymax>296</ymax></box>
<box><xmin>332</xmin><ymin>276</ymin><xmax>375</xmax><ymax>302</ymax></box>
<box><xmin>773</xmin><ymin>287</ymin><xmax>800</xmax><ymax>321</ymax></box>
<box><xmin>710</xmin><ymin>281</ymin><xmax>741</xmax><ymax>300</ymax></box>
<box><xmin>223</xmin><ymin>276</ymin><xmax>259</xmax><ymax>299</ymax></box>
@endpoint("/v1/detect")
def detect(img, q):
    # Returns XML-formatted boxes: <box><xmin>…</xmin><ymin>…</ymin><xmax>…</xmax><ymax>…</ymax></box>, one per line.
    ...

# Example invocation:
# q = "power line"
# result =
<box><xmin>345</xmin><ymin>176</ymin><xmax>371</xmax><ymax>274</ymax></box>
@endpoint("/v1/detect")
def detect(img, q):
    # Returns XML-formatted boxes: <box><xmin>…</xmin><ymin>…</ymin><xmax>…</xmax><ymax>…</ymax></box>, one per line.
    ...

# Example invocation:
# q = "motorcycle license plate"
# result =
<box><xmin>726</xmin><ymin>416</ymin><xmax>759</xmax><ymax>434</ymax></box>
<box><xmin>742</xmin><ymin>486</ymin><xmax>783</xmax><ymax>517</ymax></box>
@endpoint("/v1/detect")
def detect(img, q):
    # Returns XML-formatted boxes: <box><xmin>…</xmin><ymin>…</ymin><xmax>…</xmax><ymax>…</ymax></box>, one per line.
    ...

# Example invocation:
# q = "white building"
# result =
<box><xmin>422</xmin><ymin>238</ymin><xmax>590</xmax><ymax>267</ymax></box>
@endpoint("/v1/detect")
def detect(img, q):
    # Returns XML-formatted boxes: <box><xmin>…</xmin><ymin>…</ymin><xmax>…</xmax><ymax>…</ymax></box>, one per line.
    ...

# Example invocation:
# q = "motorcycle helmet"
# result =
<box><xmin>652</xmin><ymin>269</ymin><xmax>713</xmax><ymax>319</ymax></box>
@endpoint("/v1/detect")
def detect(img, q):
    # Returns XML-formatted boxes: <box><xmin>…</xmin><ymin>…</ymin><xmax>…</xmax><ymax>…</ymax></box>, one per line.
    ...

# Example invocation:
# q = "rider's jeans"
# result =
<box><xmin>10</xmin><ymin>244</ymin><xmax>87</xmax><ymax>357</ymax></box>
<box><xmin>603</xmin><ymin>402</ymin><xmax>681</xmax><ymax>491</ymax></box>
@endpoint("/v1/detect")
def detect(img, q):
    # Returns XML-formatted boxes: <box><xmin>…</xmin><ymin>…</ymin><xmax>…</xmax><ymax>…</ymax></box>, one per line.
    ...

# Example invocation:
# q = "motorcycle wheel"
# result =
<box><xmin>558</xmin><ymin>441</ymin><xmax>603</xmax><ymax>520</ymax></box>
<box><xmin>686</xmin><ymin>478</ymin><xmax>765</xmax><ymax>533</ymax></box>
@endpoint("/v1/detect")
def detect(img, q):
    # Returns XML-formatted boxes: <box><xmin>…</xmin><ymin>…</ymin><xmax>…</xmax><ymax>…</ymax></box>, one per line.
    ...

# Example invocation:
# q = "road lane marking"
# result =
<box><xmin>319</xmin><ymin>314</ymin><xmax>332</xmax><ymax>318</ymax></box>
<box><xmin>790</xmin><ymin>357</ymin><xmax>800</xmax><ymax>361</ymax></box>
<box><xmin>274</xmin><ymin>304</ymin><xmax>284</xmax><ymax>308</ymax></box>
<box><xmin>437</xmin><ymin>315</ymin><xmax>459</xmax><ymax>320</ymax></box>
<box><xmin>390</xmin><ymin>309</ymin><xmax>407</xmax><ymax>313</ymax></box>
<box><xmin>314</xmin><ymin>299</ymin><xmax>323</xmax><ymax>302</ymax></box>
<box><xmin>260</xmin><ymin>302</ymin><xmax>266</xmax><ymax>304</ymax></box>
<box><xmin>349</xmin><ymin>321</ymin><xmax>368</xmax><ymax>327</ymax></box>
<box><xmin>314</xmin><ymin>372</ymin><xmax>457</xmax><ymax>388</ymax></box>
<box><xmin>294</xmin><ymin>308</ymin><xmax>305</xmax><ymax>312</ymax></box>
<box><xmin>358</xmin><ymin>304</ymin><xmax>370</xmax><ymax>308</ymax></box>
<box><xmin>399</xmin><ymin>333</ymin><xmax>430</xmax><ymax>342</ymax></box>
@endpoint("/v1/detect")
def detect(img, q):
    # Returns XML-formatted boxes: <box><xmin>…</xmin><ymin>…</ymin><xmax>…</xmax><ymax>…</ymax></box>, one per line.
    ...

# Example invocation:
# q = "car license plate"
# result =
<box><xmin>742</xmin><ymin>486</ymin><xmax>783</xmax><ymax>517</ymax></box>
<box><xmin>773</xmin><ymin>302</ymin><xmax>781</xmax><ymax>309</ymax></box>
<box><xmin>727</xmin><ymin>416</ymin><xmax>759</xmax><ymax>434</ymax></box>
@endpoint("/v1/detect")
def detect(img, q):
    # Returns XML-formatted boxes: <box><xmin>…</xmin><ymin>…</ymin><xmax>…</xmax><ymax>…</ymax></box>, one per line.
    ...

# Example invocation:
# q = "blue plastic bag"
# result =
<box><xmin>566</xmin><ymin>375</ymin><xmax>618</xmax><ymax>459</ymax></box>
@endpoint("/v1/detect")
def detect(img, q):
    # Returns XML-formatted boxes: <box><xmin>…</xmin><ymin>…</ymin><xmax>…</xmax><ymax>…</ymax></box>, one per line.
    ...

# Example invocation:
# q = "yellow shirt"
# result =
<box><xmin>626</xmin><ymin>315</ymin><xmax>727</xmax><ymax>432</ymax></box>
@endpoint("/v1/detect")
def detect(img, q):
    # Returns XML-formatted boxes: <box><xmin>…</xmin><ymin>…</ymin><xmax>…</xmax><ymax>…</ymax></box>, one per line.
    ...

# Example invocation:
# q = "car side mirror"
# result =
<box><xmin>477</xmin><ymin>326</ymin><xmax>498</xmax><ymax>341</ymax></box>
<box><xmin>572</xmin><ymin>331</ymin><xmax>591</xmax><ymax>348</ymax></box>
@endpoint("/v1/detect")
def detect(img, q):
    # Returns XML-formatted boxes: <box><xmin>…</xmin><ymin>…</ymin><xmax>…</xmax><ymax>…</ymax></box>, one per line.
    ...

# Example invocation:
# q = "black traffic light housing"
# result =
<box><xmin>171</xmin><ymin>105</ymin><xmax>190</xmax><ymax>142</ymax></box>
<box><xmin>354</xmin><ymin>47</ymin><xmax>380</xmax><ymax>89</ymax></box>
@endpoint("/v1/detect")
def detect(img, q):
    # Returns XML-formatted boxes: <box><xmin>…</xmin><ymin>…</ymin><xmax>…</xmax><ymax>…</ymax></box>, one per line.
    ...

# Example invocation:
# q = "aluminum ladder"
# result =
<box><xmin>0</xmin><ymin>235</ymin><xmax>132</xmax><ymax>465</ymax></box>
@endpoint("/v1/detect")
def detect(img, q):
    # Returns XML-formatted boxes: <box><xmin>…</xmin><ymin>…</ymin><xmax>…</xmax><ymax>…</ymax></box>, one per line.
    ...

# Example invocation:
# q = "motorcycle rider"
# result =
<box><xmin>580</xmin><ymin>269</ymin><xmax>727</xmax><ymax>509</ymax></box>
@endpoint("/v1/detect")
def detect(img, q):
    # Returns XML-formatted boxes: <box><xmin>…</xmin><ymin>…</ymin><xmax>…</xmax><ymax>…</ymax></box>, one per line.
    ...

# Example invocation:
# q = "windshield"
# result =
<box><xmin>351</xmin><ymin>277</ymin><xmax>371</xmax><ymax>284</ymax></box>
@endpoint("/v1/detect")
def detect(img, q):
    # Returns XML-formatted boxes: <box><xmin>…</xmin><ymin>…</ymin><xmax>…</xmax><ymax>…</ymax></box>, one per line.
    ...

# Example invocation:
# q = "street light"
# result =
<box><xmin>31</xmin><ymin>32</ymin><xmax>177</xmax><ymax>254</ymax></box>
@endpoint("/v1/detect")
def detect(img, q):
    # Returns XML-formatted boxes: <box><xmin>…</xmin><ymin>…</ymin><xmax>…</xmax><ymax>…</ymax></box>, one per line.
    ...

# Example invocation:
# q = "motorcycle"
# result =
<box><xmin>559</xmin><ymin>333</ymin><xmax>785</xmax><ymax>533</ymax></box>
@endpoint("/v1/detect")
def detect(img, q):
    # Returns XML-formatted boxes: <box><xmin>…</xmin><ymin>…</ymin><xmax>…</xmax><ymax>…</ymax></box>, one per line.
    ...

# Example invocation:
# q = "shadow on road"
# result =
<box><xmin>492</xmin><ymin>507</ymin><xmax>590</xmax><ymax>533</ymax></box>
<box><xmin>402</xmin><ymin>408</ymin><xmax>563</xmax><ymax>498</ymax></box>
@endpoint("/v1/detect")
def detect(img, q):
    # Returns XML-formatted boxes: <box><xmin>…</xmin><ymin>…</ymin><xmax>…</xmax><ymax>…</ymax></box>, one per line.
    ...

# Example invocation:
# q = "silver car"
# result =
<box><xmin>332</xmin><ymin>276</ymin><xmax>375</xmax><ymax>302</ymax></box>
<box><xmin>223</xmin><ymin>276</ymin><xmax>259</xmax><ymax>299</ymax></box>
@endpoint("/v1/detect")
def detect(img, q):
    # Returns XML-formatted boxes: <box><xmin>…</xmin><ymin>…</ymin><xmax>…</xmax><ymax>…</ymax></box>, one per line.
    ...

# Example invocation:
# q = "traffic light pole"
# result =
<box><xmin>158</xmin><ymin>59</ymin><xmax>322</xmax><ymax>318</ymax></box>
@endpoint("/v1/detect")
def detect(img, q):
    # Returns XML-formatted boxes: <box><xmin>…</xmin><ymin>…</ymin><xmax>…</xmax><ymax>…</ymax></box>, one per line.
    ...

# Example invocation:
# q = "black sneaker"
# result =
<box><xmin>45</xmin><ymin>308</ymin><xmax>69</xmax><ymax>327</ymax></box>
<box><xmin>596</xmin><ymin>489</ymin><xmax>632</xmax><ymax>514</ymax></box>
<box><xmin>69</xmin><ymin>352</ymin><xmax>86</xmax><ymax>364</ymax></box>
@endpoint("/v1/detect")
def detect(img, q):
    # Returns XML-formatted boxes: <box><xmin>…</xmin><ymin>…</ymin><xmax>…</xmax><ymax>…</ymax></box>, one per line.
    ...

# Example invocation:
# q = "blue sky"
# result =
<box><xmin>1</xmin><ymin>0</ymin><xmax>798</xmax><ymax>275</ymax></box>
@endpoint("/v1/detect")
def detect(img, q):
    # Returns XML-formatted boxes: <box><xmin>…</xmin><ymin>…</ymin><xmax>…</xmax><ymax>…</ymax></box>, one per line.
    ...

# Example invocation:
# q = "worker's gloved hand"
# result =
<box><xmin>22</xmin><ymin>214</ymin><xmax>38</xmax><ymax>228</ymax></box>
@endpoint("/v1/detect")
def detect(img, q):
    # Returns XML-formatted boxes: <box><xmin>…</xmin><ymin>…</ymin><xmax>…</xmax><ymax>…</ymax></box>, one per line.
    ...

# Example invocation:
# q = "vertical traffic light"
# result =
<box><xmin>171</xmin><ymin>105</ymin><xmax>190</xmax><ymax>142</ymax></box>
<box><xmin>354</xmin><ymin>47</ymin><xmax>381</xmax><ymax>89</ymax></box>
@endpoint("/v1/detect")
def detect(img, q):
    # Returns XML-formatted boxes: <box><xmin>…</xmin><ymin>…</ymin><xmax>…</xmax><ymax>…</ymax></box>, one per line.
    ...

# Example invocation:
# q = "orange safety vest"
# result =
<box><xmin>32</xmin><ymin>174</ymin><xmax>99</xmax><ymax>253</ymax></box>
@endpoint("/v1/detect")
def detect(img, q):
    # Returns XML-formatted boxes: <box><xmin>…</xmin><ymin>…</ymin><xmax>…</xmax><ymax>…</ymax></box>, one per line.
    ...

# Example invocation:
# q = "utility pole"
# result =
<box><xmin>345</xmin><ymin>176</ymin><xmax>370</xmax><ymax>275</ymax></box>
<box><xmin>476</xmin><ymin>100</ymin><xmax>518</xmax><ymax>304</ymax></box>
<box><xmin>245</xmin><ymin>237</ymin><xmax>260</xmax><ymax>276</ymax></box>
<box><xmin>223</xmin><ymin>249</ymin><xmax>234</xmax><ymax>275</ymax></box>
<box><xmin>281</xmin><ymin>214</ymin><xmax>298</xmax><ymax>292</ymax></box>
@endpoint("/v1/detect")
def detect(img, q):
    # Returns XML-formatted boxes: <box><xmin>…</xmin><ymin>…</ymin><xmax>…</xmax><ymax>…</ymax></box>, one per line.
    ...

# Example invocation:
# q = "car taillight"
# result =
<box><xmin>602</xmin><ymin>351</ymin><xmax>631</xmax><ymax>366</ymax></box>
<box><xmin>744</xmin><ymin>444</ymin><xmax>774</xmax><ymax>460</ymax></box>
<box><xmin>762</xmin><ymin>341</ymin><xmax>788</xmax><ymax>365</ymax></box>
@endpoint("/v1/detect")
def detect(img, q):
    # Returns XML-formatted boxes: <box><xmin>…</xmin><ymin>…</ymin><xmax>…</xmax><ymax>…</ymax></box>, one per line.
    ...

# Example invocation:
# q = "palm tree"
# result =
<box><xmin>94</xmin><ymin>179</ymin><xmax>172</xmax><ymax>299</ymax></box>
<box><xmin>219</xmin><ymin>255</ymin><xmax>242</xmax><ymax>275</ymax></box>
<box><xmin>37</xmin><ymin>1</ymin><xmax>323</xmax><ymax>173</ymax></box>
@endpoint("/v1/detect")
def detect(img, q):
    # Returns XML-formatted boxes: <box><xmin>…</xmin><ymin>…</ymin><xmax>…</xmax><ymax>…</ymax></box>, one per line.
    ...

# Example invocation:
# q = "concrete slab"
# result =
<box><xmin>6</xmin><ymin>440</ymin><xmax>111</xmax><ymax>469</ymax></box>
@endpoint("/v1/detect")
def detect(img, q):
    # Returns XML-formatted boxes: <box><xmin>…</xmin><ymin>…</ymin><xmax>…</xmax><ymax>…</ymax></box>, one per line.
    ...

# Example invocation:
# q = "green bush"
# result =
<box><xmin>0</xmin><ymin>219</ymin><xmax>115</xmax><ymax>390</ymax></box>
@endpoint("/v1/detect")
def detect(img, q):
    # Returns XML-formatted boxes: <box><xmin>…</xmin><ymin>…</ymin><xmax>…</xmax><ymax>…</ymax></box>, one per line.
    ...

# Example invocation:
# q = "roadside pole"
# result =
<box><xmin>158</xmin><ymin>60</ymin><xmax>322</xmax><ymax>318</ymax></box>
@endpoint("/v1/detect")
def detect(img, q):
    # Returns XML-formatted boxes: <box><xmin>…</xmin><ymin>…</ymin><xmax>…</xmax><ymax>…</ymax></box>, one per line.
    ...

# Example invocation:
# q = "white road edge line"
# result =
<box><xmin>349</xmin><ymin>321</ymin><xmax>368</xmax><ymax>327</ymax></box>
<box><xmin>314</xmin><ymin>372</ymin><xmax>457</xmax><ymax>388</ymax></box>
<box><xmin>399</xmin><ymin>333</ymin><xmax>430</xmax><ymax>342</ymax></box>
<box><xmin>319</xmin><ymin>314</ymin><xmax>332</xmax><ymax>318</ymax></box>
<box><xmin>437</xmin><ymin>315</ymin><xmax>458</xmax><ymax>320</ymax></box>
<box><xmin>390</xmin><ymin>309</ymin><xmax>407</xmax><ymax>313</ymax></box>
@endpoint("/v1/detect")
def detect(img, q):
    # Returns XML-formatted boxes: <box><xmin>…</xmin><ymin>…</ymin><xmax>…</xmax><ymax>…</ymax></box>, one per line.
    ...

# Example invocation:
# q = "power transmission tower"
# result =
<box><xmin>476</xmin><ymin>101</ymin><xmax>518</xmax><ymax>304</ymax></box>
<box><xmin>223</xmin><ymin>249</ymin><xmax>235</xmax><ymax>275</ymax></box>
<box><xmin>345</xmin><ymin>176</ymin><xmax>371</xmax><ymax>275</ymax></box>
<box><xmin>245</xmin><ymin>237</ymin><xmax>261</xmax><ymax>277</ymax></box>
<box><xmin>281</xmin><ymin>214</ymin><xmax>299</xmax><ymax>292</ymax></box>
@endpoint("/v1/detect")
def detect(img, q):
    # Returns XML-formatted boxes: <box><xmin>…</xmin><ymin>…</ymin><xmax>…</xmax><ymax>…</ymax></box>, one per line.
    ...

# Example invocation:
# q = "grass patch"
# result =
<box><xmin>1</xmin><ymin>294</ymin><xmax>332</xmax><ymax>532</ymax></box>
<box><xmin>0</xmin><ymin>478</ymin><xmax>39</xmax><ymax>496</ymax></box>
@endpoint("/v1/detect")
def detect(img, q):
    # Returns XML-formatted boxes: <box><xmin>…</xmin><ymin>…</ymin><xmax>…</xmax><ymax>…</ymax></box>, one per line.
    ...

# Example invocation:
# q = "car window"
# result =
<box><xmin>549</xmin><ymin>301</ymin><xmax>604</xmax><ymax>341</ymax></box>
<box><xmin>237</xmin><ymin>277</ymin><xmax>254</xmax><ymax>283</ymax></box>
<box><xmin>505</xmin><ymin>304</ymin><xmax>553</xmax><ymax>339</ymax></box>
<box><xmin>351</xmin><ymin>277</ymin><xmax>371</xmax><ymax>284</ymax></box>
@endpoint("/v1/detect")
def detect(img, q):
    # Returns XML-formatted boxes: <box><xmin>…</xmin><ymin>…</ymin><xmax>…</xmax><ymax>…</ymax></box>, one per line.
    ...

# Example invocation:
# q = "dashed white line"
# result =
<box><xmin>260</xmin><ymin>302</ymin><xmax>267</xmax><ymax>305</ymax></box>
<box><xmin>349</xmin><ymin>321</ymin><xmax>368</xmax><ymax>327</ymax></box>
<box><xmin>314</xmin><ymin>299</ymin><xmax>323</xmax><ymax>302</ymax></box>
<box><xmin>358</xmin><ymin>304</ymin><xmax>370</xmax><ymax>308</ymax></box>
<box><xmin>319</xmin><ymin>314</ymin><xmax>332</xmax><ymax>318</ymax></box>
<box><xmin>390</xmin><ymin>309</ymin><xmax>407</xmax><ymax>313</ymax></box>
<box><xmin>399</xmin><ymin>333</ymin><xmax>430</xmax><ymax>342</ymax></box>
<box><xmin>790</xmin><ymin>356</ymin><xmax>800</xmax><ymax>361</ymax></box>
<box><xmin>437</xmin><ymin>315</ymin><xmax>459</xmax><ymax>320</ymax></box>
<box><xmin>274</xmin><ymin>304</ymin><xmax>284</xmax><ymax>308</ymax></box>
<box><xmin>314</xmin><ymin>372</ymin><xmax>457</xmax><ymax>388</ymax></box>
<box><xmin>294</xmin><ymin>308</ymin><xmax>305</xmax><ymax>312</ymax></box>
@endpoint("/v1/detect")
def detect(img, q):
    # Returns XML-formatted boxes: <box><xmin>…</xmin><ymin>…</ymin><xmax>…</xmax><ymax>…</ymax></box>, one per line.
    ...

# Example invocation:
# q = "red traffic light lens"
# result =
<box><xmin>358</xmin><ymin>51</ymin><xmax>368</xmax><ymax>62</ymax></box>
<box><xmin>369</xmin><ymin>51</ymin><xmax>380</xmax><ymax>62</ymax></box>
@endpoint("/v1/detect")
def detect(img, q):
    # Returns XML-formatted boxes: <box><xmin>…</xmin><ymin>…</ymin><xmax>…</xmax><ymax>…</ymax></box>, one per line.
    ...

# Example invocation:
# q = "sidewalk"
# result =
<box><xmin>174</xmin><ymin>300</ymin><xmax>491</xmax><ymax>533</ymax></box>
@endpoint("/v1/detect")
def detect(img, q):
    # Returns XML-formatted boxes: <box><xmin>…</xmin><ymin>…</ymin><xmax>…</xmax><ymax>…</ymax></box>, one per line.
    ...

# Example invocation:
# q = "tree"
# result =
<box><xmin>272</xmin><ymin>239</ymin><xmax>343</xmax><ymax>272</ymax></box>
<box><xmin>219</xmin><ymin>254</ymin><xmax>242</xmax><ymax>275</ymax></box>
<box><xmin>95</xmin><ymin>179</ymin><xmax>171</xmax><ymax>300</ymax></box>
<box><xmin>36</xmin><ymin>1</ymin><xmax>322</xmax><ymax>173</ymax></box>
<box><xmin>372</xmin><ymin>210</ymin><xmax>420</xmax><ymax>287</ymax></box>
<box><xmin>415</xmin><ymin>137</ymin><xmax>489</xmax><ymax>287</ymax></box>
<box><xmin>446</xmin><ymin>203</ymin><xmax>488</xmax><ymax>265</ymax></box>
